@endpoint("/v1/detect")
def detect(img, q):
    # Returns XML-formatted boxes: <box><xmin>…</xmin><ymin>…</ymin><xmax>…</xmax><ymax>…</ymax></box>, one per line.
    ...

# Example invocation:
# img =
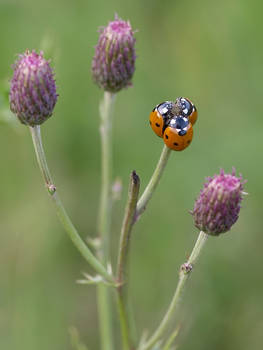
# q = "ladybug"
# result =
<box><xmin>176</xmin><ymin>97</ymin><xmax>198</xmax><ymax>125</ymax></box>
<box><xmin>149</xmin><ymin>101</ymin><xmax>175</xmax><ymax>137</ymax></box>
<box><xmin>163</xmin><ymin>116</ymin><xmax>193</xmax><ymax>151</ymax></box>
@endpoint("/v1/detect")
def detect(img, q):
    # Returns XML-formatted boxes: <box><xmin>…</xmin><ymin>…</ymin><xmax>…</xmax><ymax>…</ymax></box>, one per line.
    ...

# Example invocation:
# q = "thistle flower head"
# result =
<box><xmin>9</xmin><ymin>50</ymin><xmax>58</xmax><ymax>126</ymax></box>
<box><xmin>192</xmin><ymin>169</ymin><xmax>246</xmax><ymax>236</ymax></box>
<box><xmin>92</xmin><ymin>15</ymin><xmax>136</xmax><ymax>93</ymax></box>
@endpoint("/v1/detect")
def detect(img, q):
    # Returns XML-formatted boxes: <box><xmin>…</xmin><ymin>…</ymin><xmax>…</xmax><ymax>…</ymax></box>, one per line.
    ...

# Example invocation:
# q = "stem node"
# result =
<box><xmin>180</xmin><ymin>262</ymin><xmax>193</xmax><ymax>275</ymax></box>
<box><xmin>47</xmin><ymin>184</ymin><xmax>56</xmax><ymax>195</ymax></box>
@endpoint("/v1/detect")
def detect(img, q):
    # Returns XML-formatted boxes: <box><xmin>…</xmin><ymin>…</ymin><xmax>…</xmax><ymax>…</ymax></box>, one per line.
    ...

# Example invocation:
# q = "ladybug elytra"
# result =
<box><xmin>163</xmin><ymin>116</ymin><xmax>193</xmax><ymax>151</ymax></box>
<box><xmin>149</xmin><ymin>97</ymin><xmax>197</xmax><ymax>151</ymax></box>
<box><xmin>149</xmin><ymin>101</ymin><xmax>175</xmax><ymax>137</ymax></box>
<box><xmin>177</xmin><ymin>97</ymin><xmax>198</xmax><ymax>125</ymax></box>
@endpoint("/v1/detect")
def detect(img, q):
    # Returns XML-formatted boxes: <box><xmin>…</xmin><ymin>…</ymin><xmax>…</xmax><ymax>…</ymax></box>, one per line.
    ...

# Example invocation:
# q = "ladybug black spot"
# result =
<box><xmin>155</xmin><ymin>123</ymin><xmax>160</xmax><ymax>127</ymax></box>
<box><xmin>165</xmin><ymin>134</ymin><xmax>168</xmax><ymax>139</ymax></box>
<box><xmin>173</xmin><ymin>142</ymin><xmax>178</xmax><ymax>146</ymax></box>
<box><xmin>187</xmin><ymin>140</ymin><xmax>191</xmax><ymax>144</ymax></box>
<box><xmin>149</xmin><ymin>121</ymin><xmax>152</xmax><ymax>125</ymax></box>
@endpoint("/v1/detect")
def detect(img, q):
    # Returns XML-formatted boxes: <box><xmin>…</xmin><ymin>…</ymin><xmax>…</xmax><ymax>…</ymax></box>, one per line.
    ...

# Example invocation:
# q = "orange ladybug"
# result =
<box><xmin>177</xmin><ymin>97</ymin><xmax>198</xmax><ymax>125</ymax></box>
<box><xmin>163</xmin><ymin>116</ymin><xmax>193</xmax><ymax>151</ymax></box>
<box><xmin>149</xmin><ymin>101</ymin><xmax>175</xmax><ymax>137</ymax></box>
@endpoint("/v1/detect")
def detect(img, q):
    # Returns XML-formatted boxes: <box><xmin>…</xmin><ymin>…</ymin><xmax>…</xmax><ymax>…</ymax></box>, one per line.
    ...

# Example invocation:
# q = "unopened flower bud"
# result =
<box><xmin>9</xmin><ymin>50</ymin><xmax>58</xmax><ymax>126</ymax></box>
<box><xmin>92</xmin><ymin>15</ymin><xmax>136</xmax><ymax>93</ymax></box>
<box><xmin>192</xmin><ymin>169</ymin><xmax>246</xmax><ymax>236</ymax></box>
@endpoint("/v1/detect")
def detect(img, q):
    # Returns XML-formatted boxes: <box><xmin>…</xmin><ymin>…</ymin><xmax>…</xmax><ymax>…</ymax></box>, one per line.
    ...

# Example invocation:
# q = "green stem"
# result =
<box><xmin>136</xmin><ymin>145</ymin><xmax>171</xmax><ymax>218</ymax></box>
<box><xmin>113</xmin><ymin>145</ymin><xmax>170</xmax><ymax>347</ymax></box>
<box><xmin>97</xmin><ymin>91</ymin><xmax>116</xmax><ymax>350</ymax></box>
<box><xmin>117</xmin><ymin>296</ymin><xmax>131</xmax><ymax>350</ymax></box>
<box><xmin>97</xmin><ymin>285</ymin><xmax>114</xmax><ymax>350</ymax></box>
<box><xmin>30</xmin><ymin>125</ymin><xmax>113</xmax><ymax>283</ymax></box>
<box><xmin>141</xmin><ymin>231</ymin><xmax>208</xmax><ymax>350</ymax></box>
<box><xmin>163</xmin><ymin>326</ymin><xmax>180</xmax><ymax>350</ymax></box>
<box><xmin>117</xmin><ymin>171</ymin><xmax>140</xmax><ymax>284</ymax></box>
<box><xmin>116</xmin><ymin>171</ymin><xmax>140</xmax><ymax>350</ymax></box>
<box><xmin>98</xmin><ymin>91</ymin><xmax>115</xmax><ymax>259</ymax></box>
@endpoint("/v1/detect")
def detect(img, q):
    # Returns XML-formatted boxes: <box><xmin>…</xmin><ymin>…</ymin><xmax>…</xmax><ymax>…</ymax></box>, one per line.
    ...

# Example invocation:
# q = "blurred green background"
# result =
<box><xmin>1</xmin><ymin>0</ymin><xmax>262</xmax><ymax>349</ymax></box>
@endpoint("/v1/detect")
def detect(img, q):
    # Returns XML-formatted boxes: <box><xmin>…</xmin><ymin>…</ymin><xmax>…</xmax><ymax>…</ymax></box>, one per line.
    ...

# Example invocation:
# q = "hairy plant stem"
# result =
<box><xmin>140</xmin><ymin>231</ymin><xmax>208</xmax><ymax>350</ymax></box>
<box><xmin>97</xmin><ymin>91</ymin><xmax>116</xmax><ymax>350</ymax></box>
<box><xmin>30</xmin><ymin>125</ymin><xmax>113</xmax><ymax>283</ymax></box>
<box><xmin>136</xmin><ymin>145</ymin><xmax>171</xmax><ymax>218</ymax></box>
<box><xmin>114</xmin><ymin>145</ymin><xmax>171</xmax><ymax>349</ymax></box>
<box><xmin>116</xmin><ymin>171</ymin><xmax>140</xmax><ymax>350</ymax></box>
<box><xmin>163</xmin><ymin>326</ymin><xmax>180</xmax><ymax>350</ymax></box>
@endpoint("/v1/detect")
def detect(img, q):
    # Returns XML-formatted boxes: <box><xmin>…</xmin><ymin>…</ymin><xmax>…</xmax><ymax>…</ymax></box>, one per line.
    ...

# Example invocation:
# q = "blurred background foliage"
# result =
<box><xmin>0</xmin><ymin>0</ymin><xmax>262</xmax><ymax>349</ymax></box>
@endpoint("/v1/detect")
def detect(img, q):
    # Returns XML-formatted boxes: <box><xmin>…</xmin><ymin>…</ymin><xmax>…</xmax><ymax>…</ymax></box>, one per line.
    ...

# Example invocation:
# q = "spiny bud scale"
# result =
<box><xmin>192</xmin><ymin>169</ymin><xmax>246</xmax><ymax>236</ymax></box>
<box><xmin>9</xmin><ymin>50</ymin><xmax>58</xmax><ymax>126</ymax></box>
<box><xmin>92</xmin><ymin>15</ymin><xmax>136</xmax><ymax>93</ymax></box>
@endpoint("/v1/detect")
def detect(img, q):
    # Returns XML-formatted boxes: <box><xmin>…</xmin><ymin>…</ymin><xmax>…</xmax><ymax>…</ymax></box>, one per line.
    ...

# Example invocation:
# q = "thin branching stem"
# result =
<box><xmin>97</xmin><ymin>91</ymin><xmax>116</xmax><ymax>350</ymax></box>
<box><xmin>136</xmin><ymin>145</ymin><xmax>171</xmax><ymax>218</ymax></box>
<box><xmin>30</xmin><ymin>125</ymin><xmax>113</xmax><ymax>283</ymax></box>
<box><xmin>114</xmin><ymin>145</ymin><xmax>172</xmax><ymax>348</ymax></box>
<box><xmin>116</xmin><ymin>171</ymin><xmax>140</xmax><ymax>350</ymax></box>
<box><xmin>140</xmin><ymin>231</ymin><xmax>208</xmax><ymax>350</ymax></box>
<box><xmin>98</xmin><ymin>91</ymin><xmax>116</xmax><ymax>260</ymax></box>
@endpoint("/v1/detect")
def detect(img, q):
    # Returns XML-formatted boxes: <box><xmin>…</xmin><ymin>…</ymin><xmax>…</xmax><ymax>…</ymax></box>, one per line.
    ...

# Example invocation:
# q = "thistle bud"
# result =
<box><xmin>9</xmin><ymin>50</ymin><xmax>58</xmax><ymax>126</ymax></box>
<box><xmin>92</xmin><ymin>15</ymin><xmax>136</xmax><ymax>93</ymax></box>
<box><xmin>192</xmin><ymin>169</ymin><xmax>246</xmax><ymax>236</ymax></box>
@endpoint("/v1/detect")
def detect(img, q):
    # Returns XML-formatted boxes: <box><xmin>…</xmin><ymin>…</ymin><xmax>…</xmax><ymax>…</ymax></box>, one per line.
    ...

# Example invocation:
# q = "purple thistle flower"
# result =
<box><xmin>92</xmin><ymin>15</ymin><xmax>136</xmax><ymax>93</ymax></box>
<box><xmin>192</xmin><ymin>169</ymin><xmax>246</xmax><ymax>236</ymax></box>
<box><xmin>9</xmin><ymin>50</ymin><xmax>58</xmax><ymax>126</ymax></box>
